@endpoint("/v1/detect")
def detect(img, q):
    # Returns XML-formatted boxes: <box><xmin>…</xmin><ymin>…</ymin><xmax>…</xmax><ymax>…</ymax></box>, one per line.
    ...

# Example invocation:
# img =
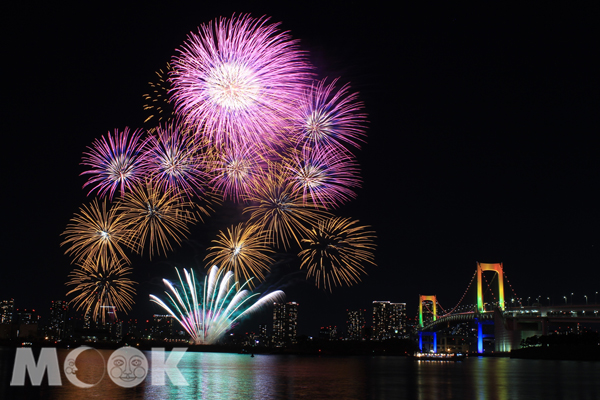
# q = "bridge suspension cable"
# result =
<box><xmin>439</xmin><ymin>270</ymin><xmax>477</xmax><ymax>317</ymax></box>
<box><xmin>503</xmin><ymin>270</ymin><xmax>522</xmax><ymax>306</ymax></box>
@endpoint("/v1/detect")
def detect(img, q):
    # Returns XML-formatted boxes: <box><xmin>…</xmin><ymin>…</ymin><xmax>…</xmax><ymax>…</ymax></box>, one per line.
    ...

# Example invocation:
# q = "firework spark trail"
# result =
<box><xmin>244</xmin><ymin>169</ymin><xmax>331</xmax><ymax>250</ymax></box>
<box><xmin>298</xmin><ymin>216</ymin><xmax>376</xmax><ymax>290</ymax></box>
<box><xmin>143</xmin><ymin>121</ymin><xmax>210</xmax><ymax>198</ymax></box>
<box><xmin>61</xmin><ymin>198</ymin><xmax>132</xmax><ymax>266</ymax></box>
<box><xmin>143</xmin><ymin>63</ymin><xmax>175</xmax><ymax>127</ymax></box>
<box><xmin>170</xmin><ymin>14</ymin><xmax>313</xmax><ymax>149</ymax></box>
<box><xmin>81</xmin><ymin>127</ymin><xmax>148</xmax><ymax>199</ymax></box>
<box><xmin>204</xmin><ymin>223</ymin><xmax>274</xmax><ymax>288</ymax></box>
<box><xmin>294</xmin><ymin>78</ymin><xmax>367</xmax><ymax>151</ymax></box>
<box><xmin>66</xmin><ymin>257</ymin><xmax>136</xmax><ymax>324</ymax></box>
<box><xmin>150</xmin><ymin>266</ymin><xmax>284</xmax><ymax>344</ymax></box>
<box><xmin>117</xmin><ymin>180</ymin><xmax>197</xmax><ymax>259</ymax></box>
<box><xmin>286</xmin><ymin>146</ymin><xmax>361</xmax><ymax>209</ymax></box>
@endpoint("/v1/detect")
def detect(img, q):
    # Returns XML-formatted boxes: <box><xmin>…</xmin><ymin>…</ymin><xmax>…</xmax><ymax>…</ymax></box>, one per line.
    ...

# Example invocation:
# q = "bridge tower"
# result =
<box><xmin>418</xmin><ymin>295</ymin><xmax>437</xmax><ymax>327</ymax></box>
<box><xmin>418</xmin><ymin>295</ymin><xmax>437</xmax><ymax>353</ymax></box>
<box><xmin>477</xmin><ymin>262</ymin><xmax>505</xmax><ymax>313</ymax></box>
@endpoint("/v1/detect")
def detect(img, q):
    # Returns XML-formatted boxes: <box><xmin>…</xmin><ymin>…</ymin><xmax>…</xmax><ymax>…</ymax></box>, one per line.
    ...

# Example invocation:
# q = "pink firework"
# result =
<box><xmin>286</xmin><ymin>147</ymin><xmax>361</xmax><ymax>209</ymax></box>
<box><xmin>294</xmin><ymin>78</ymin><xmax>367</xmax><ymax>150</ymax></box>
<box><xmin>81</xmin><ymin>128</ymin><xmax>147</xmax><ymax>199</ymax></box>
<box><xmin>206</xmin><ymin>143</ymin><xmax>264</xmax><ymax>202</ymax></box>
<box><xmin>143</xmin><ymin>121</ymin><xmax>209</xmax><ymax>197</ymax></box>
<box><xmin>170</xmin><ymin>14</ymin><xmax>313</xmax><ymax>149</ymax></box>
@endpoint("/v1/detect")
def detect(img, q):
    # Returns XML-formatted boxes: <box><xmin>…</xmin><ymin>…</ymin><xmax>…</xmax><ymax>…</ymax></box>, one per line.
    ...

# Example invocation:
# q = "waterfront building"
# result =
<box><xmin>47</xmin><ymin>300</ymin><xmax>69</xmax><ymax>340</ymax></box>
<box><xmin>346</xmin><ymin>309</ymin><xmax>366</xmax><ymax>340</ymax></box>
<box><xmin>1</xmin><ymin>299</ymin><xmax>14</xmax><ymax>324</ymax></box>
<box><xmin>319</xmin><ymin>325</ymin><xmax>338</xmax><ymax>341</ymax></box>
<box><xmin>372</xmin><ymin>301</ymin><xmax>407</xmax><ymax>340</ymax></box>
<box><xmin>150</xmin><ymin>314</ymin><xmax>175</xmax><ymax>339</ymax></box>
<box><xmin>272</xmin><ymin>302</ymin><xmax>298</xmax><ymax>346</ymax></box>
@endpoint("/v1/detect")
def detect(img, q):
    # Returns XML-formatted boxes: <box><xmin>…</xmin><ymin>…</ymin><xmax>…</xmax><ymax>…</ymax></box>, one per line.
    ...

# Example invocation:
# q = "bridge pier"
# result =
<box><xmin>419</xmin><ymin>331</ymin><xmax>437</xmax><ymax>353</ymax></box>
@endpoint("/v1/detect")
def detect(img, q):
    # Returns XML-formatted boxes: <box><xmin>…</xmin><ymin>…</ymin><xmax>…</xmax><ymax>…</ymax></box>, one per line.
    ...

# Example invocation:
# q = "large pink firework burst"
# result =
<box><xmin>81</xmin><ymin>128</ymin><xmax>147</xmax><ymax>199</ymax></box>
<box><xmin>286</xmin><ymin>146</ymin><xmax>361</xmax><ymax>209</ymax></box>
<box><xmin>170</xmin><ymin>14</ymin><xmax>313</xmax><ymax>149</ymax></box>
<box><xmin>293</xmin><ymin>78</ymin><xmax>367</xmax><ymax>151</ymax></box>
<box><xmin>143</xmin><ymin>121</ymin><xmax>209</xmax><ymax>198</ymax></box>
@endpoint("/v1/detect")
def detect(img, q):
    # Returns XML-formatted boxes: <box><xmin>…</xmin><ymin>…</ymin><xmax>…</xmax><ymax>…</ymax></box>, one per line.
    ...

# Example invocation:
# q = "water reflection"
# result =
<box><xmin>1</xmin><ymin>348</ymin><xmax>600</xmax><ymax>400</ymax></box>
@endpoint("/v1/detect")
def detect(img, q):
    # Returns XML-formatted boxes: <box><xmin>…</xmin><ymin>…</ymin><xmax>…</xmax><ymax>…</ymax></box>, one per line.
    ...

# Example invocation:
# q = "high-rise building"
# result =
<box><xmin>372</xmin><ymin>301</ymin><xmax>391</xmax><ymax>340</ymax></box>
<box><xmin>16</xmin><ymin>309</ymin><xmax>40</xmax><ymax>325</ymax></box>
<box><xmin>346</xmin><ymin>309</ymin><xmax>366</xmax><ymax>340</ymax></box>
<box><xmin>272</xmin><ymin>302</ymin><xmax>298</xmax><ymax>346</ymax></box>
<box><xmin>1</xmin><ymin>299</ymin><xmax>14</xmax><ymax>324</ymax></box>
<box><xmin>390</xmin><ymin>303</ymin><xmax>407</xmax><ymax>338</ymax></box>
<box><xmin>319</xmin><ymin>326</ymin><xmax>337</xmax><ymax>341</ymax></box>
<box><xmin>372</xmin><ymin>301</ymin><xmax>408</xmax><ymax>340</ymax></box>
<box><xmin>150</xmin><ymin>314</ymin><xmax>175</xmax><ymax>339</ymax></box>
<box><xmin>47</xmin><ymin>300</ymin><xmax>69</xmax><ymax>340</ymax></box>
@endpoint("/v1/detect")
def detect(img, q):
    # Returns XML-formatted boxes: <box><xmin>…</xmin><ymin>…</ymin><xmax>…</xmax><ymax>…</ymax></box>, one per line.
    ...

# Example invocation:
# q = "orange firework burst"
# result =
<box><xmin>244</xmin><ymin>170</ymin><xmax>330</xmax><ymax>250</ymax></box>
<box><xmin>204</xmin><ymin>223</ymin><xmax>274</xmax><ymax>288</ymax></box>
<box><xmin>61</xmin><ymin>198</ymin><xmax>132</xmax><ymax>266</ymax></box>
<box><xmin>298</xmin><ymin>216</ymin><xmax>376</xmax><ymax>290</ymax></box>
<box><xmin>66</xmin><ymin>257</ymin><xmax>136</xmax><ymax>324</ymax></box>
<box><xmin>117</xmin><ymin>181</ymin><xmax>198</xmax><ymax>259</ymax></box>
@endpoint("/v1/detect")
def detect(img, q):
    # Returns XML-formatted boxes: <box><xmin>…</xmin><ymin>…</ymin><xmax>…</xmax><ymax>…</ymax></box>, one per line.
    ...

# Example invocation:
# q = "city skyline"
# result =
<box><xmin>2</xmin><ymin>2</ymin><xmax>599</xmax><ymax>335</ymax></box>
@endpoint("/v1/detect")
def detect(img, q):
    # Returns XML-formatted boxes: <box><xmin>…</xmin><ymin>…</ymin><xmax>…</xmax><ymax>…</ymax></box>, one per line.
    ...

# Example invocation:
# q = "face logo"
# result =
<box><xmin>62</xmin><ymin>346</ymin><xmax>105</xmax><ymax>388</ymax></box>
<box><xmin>64</xmin><ymin>358</ymin><xmax>77</xmax><ymax>375</ymax></box>
<box><xmin>107</xmin><ymin>347</ymin><xmax>148</xmax><ymax>387</ymax></box>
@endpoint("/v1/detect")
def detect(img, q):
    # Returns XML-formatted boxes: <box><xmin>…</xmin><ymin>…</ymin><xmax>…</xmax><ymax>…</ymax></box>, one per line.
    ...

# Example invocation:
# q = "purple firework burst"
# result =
<box><xmin>293</xmin><ymin>78</ymin><xmax>367</xmax><ymax>151</ymax></box>
<box><xmin>206</xmin><ymin>143</ymin><xmax>264</xmax><ymax>202</ymax></box>
<box><xmin>81</xmin><ymin>128</ymin><xmax>147</xmax><ymax>199</ymax></box>
<box><xmin>143</xmin><ymin>121</ymin><xmax>209</xmax><ymax>198</ymax></box>
<box><xmin>170</xmin><ymin>14</ymin><xmax>313</xmax><ymax>149</ymax></box>
<box><xmin>286</xmin><ymin>146</ymin><xmax>361</xmax><ymax>209</ymax></box>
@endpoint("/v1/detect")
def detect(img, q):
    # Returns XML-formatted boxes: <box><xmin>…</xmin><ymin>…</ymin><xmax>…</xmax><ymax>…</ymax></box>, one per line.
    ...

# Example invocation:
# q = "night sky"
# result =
<box><xmin>2</xmin><ymin>2</ymin><xmax>599</xmax><ymax>335</ymax></box>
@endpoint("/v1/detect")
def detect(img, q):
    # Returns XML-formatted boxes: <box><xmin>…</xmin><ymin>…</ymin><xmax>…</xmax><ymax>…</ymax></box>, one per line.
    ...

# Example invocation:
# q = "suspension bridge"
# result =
<box><xmin>417</xmin><ymin>262</ymin><xmax>600</xmax><ymax>353</ymax></box>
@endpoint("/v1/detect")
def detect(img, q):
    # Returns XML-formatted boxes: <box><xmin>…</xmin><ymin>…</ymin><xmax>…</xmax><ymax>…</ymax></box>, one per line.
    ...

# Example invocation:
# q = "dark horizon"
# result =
<box><xmin>2</xmin><ymin>2</ymin><xmax>599</xmax><ymax>337</ymax></box>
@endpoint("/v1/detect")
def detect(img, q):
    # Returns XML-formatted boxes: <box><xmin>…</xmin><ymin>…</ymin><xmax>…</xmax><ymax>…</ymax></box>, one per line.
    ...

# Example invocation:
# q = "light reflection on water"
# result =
<box><xmin>1</xmin><ymin>348</ymin><xmax>600</xmax><ymax>400</ymax></box>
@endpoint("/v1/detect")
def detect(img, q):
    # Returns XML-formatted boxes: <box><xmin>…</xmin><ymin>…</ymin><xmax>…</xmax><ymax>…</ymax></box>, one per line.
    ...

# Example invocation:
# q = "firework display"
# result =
<box><xmin>117</xmin><ymin>180</ymin><xmax>197</xmax><ymax>259</ymax></box>
<box><xmin>61</xmin><ymin>198</ymin><xmax>132</xmax><ymax>266</ymax></box>
<box><xmin>244</xmin><ymin>171</ymin><xmax>331</xmax><ymax>249</ymax></box>
<box><xmin>150</xmin><ymin>266</ymin><xmax>284</xmax><ymax>344</ymax></box>
<box><xmin>293</xmin><ymin>78</ymin><xmax>367</xmax><ymax>151</ymax></box>
<box><xmin>143</xmin><ymin>121</ymin><xmax>209</xmax><ymax>198</ymax></box>
<box><xmin>81</xmin><ymin>128</ymin><xmax>147</xmax><ymax>200</ymax></box>
<box><xmin>63</xmin><ymin>13</ymin><xmax>376</xmax><ymax>321</ymax></box>
<box><xmin>66</xmin><ymin>258</ymin><xmax>136</xmax><ymax>323</ymax></box>
<box><xmin>170</xmin><ymin>15</ymin><xmax>313</xmax><ymax>149</ymax></box>
<box><xmin>204</xmin><ymin>223</ymin><xmax>274</xmax><ymax>288</ymax></box>
<box><xmin>298</xmin><ymin>217</ymin><xmax>376</xmax><ymax>291</ymax></box>
<box><xmin>150</xmin><ymin>266</ymin><xmax>285</xmax><ymax>344</ymax></box>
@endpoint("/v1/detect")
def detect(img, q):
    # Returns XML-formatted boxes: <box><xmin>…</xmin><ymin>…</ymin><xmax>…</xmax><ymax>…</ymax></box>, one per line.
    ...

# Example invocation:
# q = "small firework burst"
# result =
<box><xmin>244</xmin><ymin>170</ymin><xmax>331</xmax><ymax>250</ymax></box>
<box><xmin>294</xmin><ymin>78</ymin><xmax>367</xmax><ymax>150</ymax></box>
<box><xmin>117</xmin><ymin>181</ymin><xmax>197</xmax><ymax>259</ymax></box>
<box><xmin>81</xmin><ymin>127</ymin><xmax>148</xmax><ymax>199</ymax></box>
<box><xmin>61</xmin><ymin>198</ymin><xmax>132</xmax><ymax>266</ymax></box>
<box><xmin>205</xmin><ymin>143</ymin><xmax>264</xmax><ymax>202</ymax></box>
<box><xmin>204</xmin><ymin>223</ymin><xmax>274</xmax><ymax>288</ymax></box>
<box><xmin>150</xmin><ymin>266</ymin><xmax>284</xmax><ymax>345</ymax></box>
<box><xmin>66</xmin><ymin>257</ymin><xmax>136</xmax><ymax>324</ymax></box>
<box><xmin>170</xmin><ymin>14</ymin><xmax>313</xmax><ymax>148</ymax></box>
<box><xmin>143</xmin><ymin>121</ymin><xmax>210</xmax><ymax>198</ymax></box>
<box><xmin>286</xmin><ymin>147</ymin><xmax>361</xmax><ymax>209</ymax></box>
<box><xmin>143</xmin><ymin>63</ymin><xmax>175</xmax><ymax>127</ymax></box>
<box><xmin>298</xmin><ymin>216</ymin><xmax>376</xmax><ymax>290</ymax></box>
